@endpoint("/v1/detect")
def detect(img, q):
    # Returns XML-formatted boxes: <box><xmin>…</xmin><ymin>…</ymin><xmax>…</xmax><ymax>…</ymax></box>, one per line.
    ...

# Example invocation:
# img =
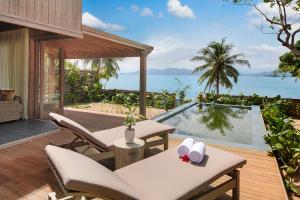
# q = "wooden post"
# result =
<box><xmin>139</xmin><ymin>51</ymin><xmax>147</xmax><ymax>117</ymax></box>
<box><xmin>232</xmin><ymin>170</ymin><xmax>240</xmax><ymax>200</ymax></box>
<box><xmin>60</xmin><ymin>48</ymin><xmax>65</xmax><ymax>115</ymax></box>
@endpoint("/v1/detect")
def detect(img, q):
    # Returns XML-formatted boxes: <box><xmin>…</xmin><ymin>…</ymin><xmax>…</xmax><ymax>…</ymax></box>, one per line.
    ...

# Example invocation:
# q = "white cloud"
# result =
<box><xmin>130</xmin><ymin>4</ymin><xmax>162</xmax><ymax>18</ymax></box>
<box><xmin>117</xmin><ymin>35</ymin><xmax>196</xmax><ymax>73</ymax></box>
<box><xmin>146</xmin><ymin>35</ymin><xmax>197</xmax><ymax>70</ymax></box>
<box><xmin>117</xmin><ymin>32</ymin><xmax>288</xmax><ymax>74</ymax></box>
<box><xmin>117</xmin><ymin>58</ymin><xmax>140</xmax><ymax>73</ymax></box>
<box><xmin>82</xmin><ymin>12</ymin><xmax>124</xmax><ymax>31</ymax></box>
<box><xmin>167</xmin><ymin>0</ymin><xmax>195</xmax><ymax>19</ymax></box>
<box><xmin>234</xmin><ymin>44</ymin><xmax>288</xmax><ymax>72</ymax></box>
<box><xmin>130</xmin><ymin>4</ymin><xmax>140</xmax><ymax>12</ymax></box>
<box><xmin>247</xmin><ymin>2</ymin><xmax>300</xmax><ymax>31</ymax></box>
<box><xmin>141</xmin><ymin>7</ymin><xmax>154</xmax><ymax>17</ymax></box>
<box><xmin>250</xmin><ymin>44</ymin><xmax>283</xmax><ymax>53</ymax></box>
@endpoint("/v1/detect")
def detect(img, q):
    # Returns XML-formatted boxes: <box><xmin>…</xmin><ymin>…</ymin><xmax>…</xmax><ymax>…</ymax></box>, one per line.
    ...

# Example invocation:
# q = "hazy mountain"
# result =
<box><xmin>122</xmin><ymin>68</ymin><xmax>290</xmax><ymax>77</ymax></box>
<box><xmin>241</xmin><ymin>71</ymin><xmax>291</xmax><ymax>77</ymax></box>
<box><xmin>124</xmin><ymin>68</ymin><xmax>193</xmax><ymax>75</ymax></box>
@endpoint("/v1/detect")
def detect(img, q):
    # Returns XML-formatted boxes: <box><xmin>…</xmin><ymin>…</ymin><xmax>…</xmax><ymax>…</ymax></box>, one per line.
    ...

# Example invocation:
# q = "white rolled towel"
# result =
<box><xmin>188</xmin><ymin>142</ymin><xmax>206</xmax><ymax>164</ymax></box>
<box><xmin>177</xmin><ymin>138</ymin><xmax>195</xmax><ymax>157</ymax></box>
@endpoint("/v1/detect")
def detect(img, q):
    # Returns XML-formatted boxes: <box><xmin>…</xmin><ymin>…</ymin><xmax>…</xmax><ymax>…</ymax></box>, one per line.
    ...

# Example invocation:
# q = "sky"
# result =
<box><xmin>81</xmin><ymin>0</ymin><xmax>289</xmax><ymax>74</ymax></box>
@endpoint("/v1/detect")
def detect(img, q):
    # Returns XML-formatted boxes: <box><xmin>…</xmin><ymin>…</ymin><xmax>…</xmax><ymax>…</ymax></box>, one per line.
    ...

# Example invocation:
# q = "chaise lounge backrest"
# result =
<box><xmin>46</xmin><ymin>145</ymin><xmax>140</xmax><ymax>200</ymax></box>
<box><xmin>49</xmin><ymin>112</ymin><xmax>108</xmax><ymax>149</ymax></box>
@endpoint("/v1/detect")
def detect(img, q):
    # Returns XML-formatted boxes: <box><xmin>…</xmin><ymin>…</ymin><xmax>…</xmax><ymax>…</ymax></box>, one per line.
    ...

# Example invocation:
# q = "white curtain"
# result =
<box><xmin>0</xmin><ymin>28</ymin><xmax>29</xmax><ymax>119</ymax></box>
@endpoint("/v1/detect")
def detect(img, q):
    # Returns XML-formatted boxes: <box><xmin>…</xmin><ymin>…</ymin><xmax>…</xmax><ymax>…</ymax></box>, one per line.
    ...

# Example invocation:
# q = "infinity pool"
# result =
<box><xmin>156</xmin><ymin>103</ymin><xmax>268</xmax><ymax>151</ymax></box>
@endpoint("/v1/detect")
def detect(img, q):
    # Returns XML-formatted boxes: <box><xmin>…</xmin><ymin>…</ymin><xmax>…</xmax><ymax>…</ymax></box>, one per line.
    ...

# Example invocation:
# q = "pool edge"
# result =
<box><xmin>155</xmin><ymin>102</ymin><xmax>269</xmax><ymax>152</ymax></box>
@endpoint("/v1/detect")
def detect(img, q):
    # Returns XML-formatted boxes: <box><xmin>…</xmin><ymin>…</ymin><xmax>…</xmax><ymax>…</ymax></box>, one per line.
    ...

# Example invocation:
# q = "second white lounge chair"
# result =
<box><xmin>49</xmin><ymin>112</ymin><xmax>175</xmax><ymax>160</ymax></box>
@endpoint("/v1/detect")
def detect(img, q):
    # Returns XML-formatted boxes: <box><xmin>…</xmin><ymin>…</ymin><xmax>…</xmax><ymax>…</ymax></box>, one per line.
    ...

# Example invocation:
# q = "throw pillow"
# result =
<box><xmin>0</xmin><ymin>90</ymin><xmax>15</xmax><ymax>101</ymax></box>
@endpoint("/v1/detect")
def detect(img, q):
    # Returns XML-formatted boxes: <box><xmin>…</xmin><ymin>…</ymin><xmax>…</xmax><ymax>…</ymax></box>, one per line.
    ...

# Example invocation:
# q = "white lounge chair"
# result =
<box><xmin>46</xmin><ymin>145</ymin><xmax>246</xmax><ymax>200</ymax></box>
<box><xmin>49</xmin><ymin>113</ymin><xmax>175</xmax><ymax>160</ymax></box>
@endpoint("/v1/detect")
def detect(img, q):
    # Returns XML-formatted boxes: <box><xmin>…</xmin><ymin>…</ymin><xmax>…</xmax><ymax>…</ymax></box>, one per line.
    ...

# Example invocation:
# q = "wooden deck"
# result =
<box><xmin>0</xmin><ymin>110</ymin><xmax>288</xmax><ymax>200</ymax></box>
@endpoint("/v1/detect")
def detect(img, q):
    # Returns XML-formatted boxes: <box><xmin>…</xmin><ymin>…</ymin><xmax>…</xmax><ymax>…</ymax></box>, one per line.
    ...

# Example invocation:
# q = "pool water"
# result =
<box><xmin>159</xmin><ymin>103</ymin><xmax>268</xmax><ymax>151</ymax></box>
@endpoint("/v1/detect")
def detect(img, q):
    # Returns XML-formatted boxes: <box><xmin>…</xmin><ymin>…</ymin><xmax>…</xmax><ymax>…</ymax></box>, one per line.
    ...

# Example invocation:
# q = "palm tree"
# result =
<box><xmin>191</xmin><ymin>38</ymin><xmax>250</xmax><ymax>94</ymax></box>
<box><xmin>83</xmin><ymin>58</ymin><xmax>122</xmax><ymax>87</ymax></box>
<box><xmin>84</xmin><ymin>58</ymin><xmax>122</xmax><ymax>79</ymax></box>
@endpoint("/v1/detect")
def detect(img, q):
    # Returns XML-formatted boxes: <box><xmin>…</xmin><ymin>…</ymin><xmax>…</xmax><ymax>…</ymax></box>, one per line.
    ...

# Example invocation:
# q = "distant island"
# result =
<box><xmin>122</xmin><ymin>68</ymin><xmax>290</xmax><ymax>77</ymax></box>
<box><xmin>241</xmin><ymin>71</ymin><xmax>291</xmax><ymax>77</ymax></box>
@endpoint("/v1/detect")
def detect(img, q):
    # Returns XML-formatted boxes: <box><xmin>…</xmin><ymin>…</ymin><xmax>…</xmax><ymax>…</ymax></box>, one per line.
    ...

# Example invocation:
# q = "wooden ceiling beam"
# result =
<box><xmin>42</xmin><ymin>29</ymin><xmax>149</xmax><ymax>59</ymax></box>
<box><xmin>65</xmin><ymin>51</ymin><xmax>140</xmax><ymax>59</ymax></box>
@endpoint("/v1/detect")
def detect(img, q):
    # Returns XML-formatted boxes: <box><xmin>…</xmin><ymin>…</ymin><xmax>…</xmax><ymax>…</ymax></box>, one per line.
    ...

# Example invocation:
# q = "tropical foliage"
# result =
<box><xmin>199</xmin><ymin>93</ymin><xmax>281</xmax><ymax>107</ymax></box>
<box><xmin>65</xmin><ymin>68</ymin><xmax>176</xmax><ymax>110</ymax></box>
<box><xmin>65</xmin><ymin>65</ymin><xmax>103</xmax><ymax>104</ymax></box>
<box><xmin>191</xmin><ymin>38</ymin><xmax>250</xmax><ymax>94</ymax></box>
<box><xmin>83</xmin><ymin>58</ymin><xmax>122</xmax><ymax>87</ymax></box>
<box><xmin>263</xmin><ymin>101</ymin><xmax>300</xmax><ymax>196</ymax></box>
<box><xmin>276</xmin><ymin>41</ymin><xmax>300</xmax><ymax>78</ymax></box>
<box><xmin>174</xmin><ymin>77</ymin><xmax>192</xmax><ymax>105</ymax></box>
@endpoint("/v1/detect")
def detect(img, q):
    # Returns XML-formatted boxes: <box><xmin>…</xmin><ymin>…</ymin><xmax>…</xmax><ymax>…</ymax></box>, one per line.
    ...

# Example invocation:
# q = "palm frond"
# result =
<box><xmin>192</xmin><ymin>64</ymin><xmax>210</xmax><ymax>74</ymax></box>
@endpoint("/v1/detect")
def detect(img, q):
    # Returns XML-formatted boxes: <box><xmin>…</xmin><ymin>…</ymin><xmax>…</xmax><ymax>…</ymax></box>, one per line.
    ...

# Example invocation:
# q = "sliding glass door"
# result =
<box><xmin>39</xmin><ymin>44</ymin><xmax>64</xmax><ymax>119</ymax></box>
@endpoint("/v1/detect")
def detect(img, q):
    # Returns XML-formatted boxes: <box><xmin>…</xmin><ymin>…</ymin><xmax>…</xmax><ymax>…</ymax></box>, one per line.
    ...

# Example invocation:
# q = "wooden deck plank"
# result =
<box><xmin>0</xmin><ymin>110</ymin><xmax>288</xmax><ymax>200</ymax></box>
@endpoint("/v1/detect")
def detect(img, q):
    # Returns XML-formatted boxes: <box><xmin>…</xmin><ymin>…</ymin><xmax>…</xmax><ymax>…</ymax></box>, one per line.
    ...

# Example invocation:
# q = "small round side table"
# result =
<box><xmin>114</xmin><ymin>138</ymin><xmax>145</xmax><ymax>169</ymax></box>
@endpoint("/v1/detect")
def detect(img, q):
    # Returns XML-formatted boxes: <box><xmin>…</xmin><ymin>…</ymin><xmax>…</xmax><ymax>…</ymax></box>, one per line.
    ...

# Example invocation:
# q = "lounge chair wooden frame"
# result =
<box><xmin>47</xmin><ymin>156</ymin><xmax>241</xmax><ymax>200</ymax></box>
<box><xmin>52</xmin><ymin>123</ymin><xmax>170</xmax><ymax>161</ymax></box>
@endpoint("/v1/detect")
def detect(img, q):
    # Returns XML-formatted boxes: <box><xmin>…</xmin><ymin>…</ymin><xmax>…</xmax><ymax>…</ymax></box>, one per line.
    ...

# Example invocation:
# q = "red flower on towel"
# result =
<box><xmin>181</xmin><ymin>154</ymin><xmax>190</xmax><ymax>162</ymax></box>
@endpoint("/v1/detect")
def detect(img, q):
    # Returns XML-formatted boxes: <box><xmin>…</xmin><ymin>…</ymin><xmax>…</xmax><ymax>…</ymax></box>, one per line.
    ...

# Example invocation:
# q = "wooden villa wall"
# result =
<box><xmin>0</xmin><ymin>0</ymin><xmax>82</xmax><ymax>37</ymax></box>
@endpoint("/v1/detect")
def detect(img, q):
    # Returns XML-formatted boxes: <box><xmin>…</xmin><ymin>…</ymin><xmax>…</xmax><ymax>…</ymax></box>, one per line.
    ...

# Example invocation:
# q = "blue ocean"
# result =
<box><xmin>106</xmin><ymin>74</ymin><xmax>300</xmax><ymax>99</ymax></box>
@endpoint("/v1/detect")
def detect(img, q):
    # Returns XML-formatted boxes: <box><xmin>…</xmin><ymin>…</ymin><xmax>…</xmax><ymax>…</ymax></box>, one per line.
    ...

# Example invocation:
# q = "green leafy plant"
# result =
<box><xmin>276</xmin><ymin>50</ymin><xmax>300</xmax><ymax>79</ymax></box>
<box><xmin>66</xmin><ymin>67</ymin><xmax>81</xmax><ymax>104</ymax></box>
<box><xmin>263</xmin><ymin>102</ymin><xmax>300</xmax><ymax>196</ymax></box>
<box><xmin>124</xmin><ymin>106</ymin><xmax>137</xmax><ymax>130</ymax></box>
<box><xmin>175</xmin><ymin>77</ymin><xmax>192</xmax><ymax>105</ymax></box>
<box><xmin>296</xmin><ymin>104</ymin><xmax>300</xmax><ymax>117</ymax></box>
<box><xmin>153</xmin><ymin>90</ymin><xmax>176</xmax><ymax>111</ymax></box>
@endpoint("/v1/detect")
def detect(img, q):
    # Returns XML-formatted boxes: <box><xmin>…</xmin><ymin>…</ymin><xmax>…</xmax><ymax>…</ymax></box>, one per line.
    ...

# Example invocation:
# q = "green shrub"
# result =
<box><xmin>263</xmin><ymin>101</ymin><xmax>300</xmax><ymax>196</ymax></box>
<box><xmin>66</xmin><ymin>68</ymin><xmax>81</xmax><ymax>104</ymax></box>
<box><xmin>152</xmin><ymin>90</ymin><xmax>176</xmax><ymax>111</ymax></box>
<box><xmin>175</xmin><ymin>77</ymin><xmax>192</xmax><ymax>105</ymax></box>
<box><xmin>199</xmin><ymin>93</ymin><xmax>287</xmax><ymax>108</ymax></box>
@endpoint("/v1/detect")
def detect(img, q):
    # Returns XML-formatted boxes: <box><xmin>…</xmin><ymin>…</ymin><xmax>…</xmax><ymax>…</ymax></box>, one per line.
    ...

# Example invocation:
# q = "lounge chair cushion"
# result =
<box><xmin>49</xmin><ymin>113</ymin><xmax>108</xmax><ymax>148</ymax></box>
<box><xmin>50</xmin><ymin>112</ymin><xmax>175</xmax><ymax>151</ymax></box>
<box><xmin>45</xmin><ymin>145</ymin><xmax>140</xmax><ymax>200</ymax></box>
<box><xmin>93</xmin><ymin>120</ymin><xmax>175</xmax><ymax>150</ymax></box>
<box><xmin>115</xmin><ymin>146</ymin><xmax>246</xmax><ymax>200</ymax></box>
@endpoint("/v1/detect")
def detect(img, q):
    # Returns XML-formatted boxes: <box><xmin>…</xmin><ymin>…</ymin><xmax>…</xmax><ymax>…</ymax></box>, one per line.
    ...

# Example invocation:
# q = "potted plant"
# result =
<box><xmin>124</xmin><ymin>106</ymin><xmax>137</xmax><ymax>144</ymax></box>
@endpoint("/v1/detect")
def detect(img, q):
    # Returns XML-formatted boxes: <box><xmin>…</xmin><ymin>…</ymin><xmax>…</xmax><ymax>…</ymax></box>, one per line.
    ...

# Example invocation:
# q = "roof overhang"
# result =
<box><xmin>43</xmin><ymin>25</ymin><xmax>153</xmax><ymax>59</ymax></box>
